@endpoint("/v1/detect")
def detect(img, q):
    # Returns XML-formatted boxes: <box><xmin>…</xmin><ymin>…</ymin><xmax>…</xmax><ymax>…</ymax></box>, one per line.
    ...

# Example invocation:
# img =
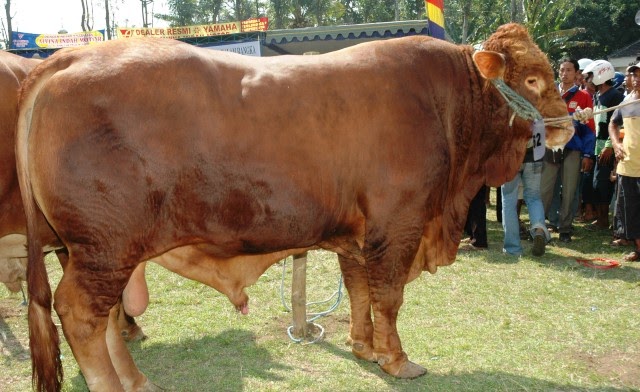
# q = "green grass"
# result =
<box><xmin>1</xmin><ymin>195</ymin><xmax>639</xmax><ymax>391</ymax></box>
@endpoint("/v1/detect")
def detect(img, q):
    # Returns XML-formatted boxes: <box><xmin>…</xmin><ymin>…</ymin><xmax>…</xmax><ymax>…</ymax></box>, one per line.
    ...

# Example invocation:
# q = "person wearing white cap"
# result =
<box><xmin>576</xmin><ymin>58</ymin><xmax>594</xmax><ymax>93</ymax></box>
<box><xmin>582</xmin><ymin>60</ymin><xmax>624</xmax><ymax>230</ymax></box>
<box><xmin>609</xmin><ymin>61</ymin><xmax>640</xmax><ymax>261</ymax></box>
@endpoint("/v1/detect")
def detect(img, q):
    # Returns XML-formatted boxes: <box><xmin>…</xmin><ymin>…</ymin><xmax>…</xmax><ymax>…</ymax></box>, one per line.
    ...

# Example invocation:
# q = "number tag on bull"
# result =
<box><xmin>532</xmin><ymin>119</ymin><xmax>545</xmax><ymax>161</ymax></box>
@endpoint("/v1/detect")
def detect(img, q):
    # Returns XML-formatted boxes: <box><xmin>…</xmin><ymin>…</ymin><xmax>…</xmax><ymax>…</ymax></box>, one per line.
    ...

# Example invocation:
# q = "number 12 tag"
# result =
<box><xmin>532</xmin><ymin>119</ymin><xmax>545</xmax><ymax>161</ymax></box>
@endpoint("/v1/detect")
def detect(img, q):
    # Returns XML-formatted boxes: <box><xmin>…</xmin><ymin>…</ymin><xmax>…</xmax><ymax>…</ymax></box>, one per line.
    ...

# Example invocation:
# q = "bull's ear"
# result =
<box><xmin>472</xmin><ymin>51</ymin><xmax>506</xmax><ymax>80</ymax></box>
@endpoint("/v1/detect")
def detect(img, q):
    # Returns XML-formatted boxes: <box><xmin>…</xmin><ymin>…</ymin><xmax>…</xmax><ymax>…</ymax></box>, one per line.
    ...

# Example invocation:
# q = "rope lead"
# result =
<box><xmin>544</xmin><ymin>97</ymin><xmax>640</xmax><ymax>127</ymax></box>
<box><xmin>492</xmin><ymin>78</ymin><xmax>640</xmax><ymax>128</ymax></box>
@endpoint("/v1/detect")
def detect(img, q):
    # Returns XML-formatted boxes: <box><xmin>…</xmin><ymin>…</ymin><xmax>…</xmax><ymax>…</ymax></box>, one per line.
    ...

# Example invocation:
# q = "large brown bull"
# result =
<box><xmin>17</xmin><ymin>24</ymin><xmax>572</xmax><ymax>391</ymax></box>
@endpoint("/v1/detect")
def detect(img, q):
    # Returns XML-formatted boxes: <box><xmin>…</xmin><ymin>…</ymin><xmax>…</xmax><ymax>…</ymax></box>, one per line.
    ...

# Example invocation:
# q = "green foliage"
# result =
<box><xmin>155</xmin><ymin>0</ymin><xmax>200</xmax><ymax>26</ymax></box>
<box><xmin>442</xmin><ymin>0</ymin><xmax>639</xmax><ymax>63</ymax></box>
<box><xmin>444</xmin><ymin>0</ymin><xmax>508</xmax><ymax>44</ymax></box>
<box><xmin>565</xmin><ymin>0</ymin><xmax>640</xmax><ymax>61</ymax></box>
<box><xmin>158</xmin><ymin>0</ymin><xmax>424</xmax><ymax>28</ymax></box>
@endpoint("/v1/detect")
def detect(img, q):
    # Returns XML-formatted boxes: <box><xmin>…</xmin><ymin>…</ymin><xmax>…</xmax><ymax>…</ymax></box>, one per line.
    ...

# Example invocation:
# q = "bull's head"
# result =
<box><xmin>473</xmin><ymin>23</ymin><xmax>573</xmax><ymax>149</ymax></box>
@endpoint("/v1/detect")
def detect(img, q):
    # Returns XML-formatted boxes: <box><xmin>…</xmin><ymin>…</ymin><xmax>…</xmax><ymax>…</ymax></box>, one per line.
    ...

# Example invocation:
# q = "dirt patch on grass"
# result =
<box><xmin>575</xmin><ymin>349</ymin><xmax>640</xmax><ymax>388</ymax></box>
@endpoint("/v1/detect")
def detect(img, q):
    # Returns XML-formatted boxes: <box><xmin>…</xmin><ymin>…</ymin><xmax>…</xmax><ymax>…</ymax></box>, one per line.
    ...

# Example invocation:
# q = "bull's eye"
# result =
<box><xmin>526</xmin><ymin>78</ymin><xmax>537</xmax><ymax>87</ymax></box>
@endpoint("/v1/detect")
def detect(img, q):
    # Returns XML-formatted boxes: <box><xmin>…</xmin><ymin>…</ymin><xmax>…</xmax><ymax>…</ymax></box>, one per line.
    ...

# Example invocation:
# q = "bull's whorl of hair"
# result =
<box><xmin>482</xmin><ymin>23</ymin><xmax>547</xmax><ymax>82</ymax></box>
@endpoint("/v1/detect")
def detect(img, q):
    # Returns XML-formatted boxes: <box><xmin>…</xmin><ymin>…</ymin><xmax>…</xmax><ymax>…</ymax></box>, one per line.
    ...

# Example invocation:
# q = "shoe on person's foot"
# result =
<box><xmin>559</xmin><ymin>233</ymin><xmax>572</xmax><ymax>243</ymax></box>
<box><xmin>532</xmin><ymin>230</ymin><xmax>546</xmax><ymax>256</ymax></box>
<box><xmin>623</xmin><ymin>250</ymin><xmax>640</xmax><ymax>262</ymax></box>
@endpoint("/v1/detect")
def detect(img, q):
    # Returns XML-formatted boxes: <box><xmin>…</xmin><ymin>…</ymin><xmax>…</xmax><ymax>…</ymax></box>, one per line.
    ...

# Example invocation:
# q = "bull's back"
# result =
<box><xmin>27</xmin><ymin>37</ymin><xmax>468</xmax><ymax>258</ymax></box>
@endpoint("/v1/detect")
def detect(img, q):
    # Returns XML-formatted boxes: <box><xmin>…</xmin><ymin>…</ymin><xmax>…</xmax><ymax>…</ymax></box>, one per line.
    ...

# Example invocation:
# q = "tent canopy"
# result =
<box><xmin>261</xmin><ymin>20</ymin><xmax>431</xmax><ymax>56</ymax></box>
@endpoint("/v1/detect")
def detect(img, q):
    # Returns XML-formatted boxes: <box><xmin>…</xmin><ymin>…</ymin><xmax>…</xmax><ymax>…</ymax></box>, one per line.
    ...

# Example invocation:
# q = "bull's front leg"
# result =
<box><xmin>337</xmin><ymin>255</ymin><xmax>375</xmax><ymax>362</ymax></box>
<box><xmin>365</xmin><ymin>256</ymin><xmax>426</xmax><ymax>379</ymax></box>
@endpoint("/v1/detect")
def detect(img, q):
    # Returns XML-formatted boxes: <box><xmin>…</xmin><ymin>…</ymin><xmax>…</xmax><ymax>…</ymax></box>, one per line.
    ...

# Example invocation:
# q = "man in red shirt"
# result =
<box><xmin>541</xmin><ymin>58</ymin><xmax>596</xmax><ymax>243</ymax></box>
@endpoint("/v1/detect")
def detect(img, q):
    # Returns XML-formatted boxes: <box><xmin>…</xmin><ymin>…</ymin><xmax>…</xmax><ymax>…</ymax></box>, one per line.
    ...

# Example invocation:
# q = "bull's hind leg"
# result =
<box><xmin>106</xmin><ymin>303</ymin><xmax>160</xmax><ymax>391</ymax></box>
<box><xmin>337</xmin><ymin>255</ymin><xmax>375</xmax><ymax>362</ymax></box>
<box><xmin>55</xmin><ymin>260</ymin><xmax>153</xmax><ymax>391</ymax></box>
<box><xmin>54</xmin><ymin>269</ymin><xmax>125</xmax><ymax>391</ymax></box>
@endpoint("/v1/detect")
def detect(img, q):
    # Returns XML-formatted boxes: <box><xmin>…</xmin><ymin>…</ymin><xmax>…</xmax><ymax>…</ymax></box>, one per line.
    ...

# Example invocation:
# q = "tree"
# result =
<box><xmin>269</xmin><ymin>0</ymin><xmax>289</xmax><ymax>28</ymax></box>
<box><xmin>3</xmin><ymin>0</ymin><xmax>12</xmax><ymax>49</ymax></box>
<box><xmin>81</xmin><ymin>0</ymin><xmax>94</xmax><ymax>31</ymax></box>
<box><xmin>219</xmin><ymin>0</ymin><xmax>257</xmax><ymax>22</ymax></box>
<box><xmin>564</xmin><ymin>0</ymin><xmax>640</xmax><ymax>61</ymax></box>
<box><xmin>444</xmin><ymin>0</ymin><xmax>507</xmax><ymax>44</ymax></box>
<box><xmin>198</xmin><ymin>0</ymin><xmax>224</xmax><ymax>23</ymax></box>
<box><xmin>156</xmin><ymin>0</ymin><xmax>199</xmax><ymax>26</ymax></box>
<box><xmin>289</xmin><ymin>0</ymin><xmax>312</xmax><ymax>27</ymax></box>
<box><xmin>510</xmin><ymin>0</ymin><xmax>524</xmax><ymax>23</ymax></box>
<box><xmin>520</xmin><ymin>0</ymin><xmax>597</xmax><ymax>61</ymax></box>
<box><xmin>104</xmin><ymin>0</ymin><xmax>111</xmax><ymax>39</ymax></box>
<box><xmin>397</xmin><ymin>0</ymin><xmax>422</xmax><ymax>21</ymax></box>
<box><xmin>444</xmin><ymin>0</ymin><xmax>601</xmax><ymax>62</ymax></box>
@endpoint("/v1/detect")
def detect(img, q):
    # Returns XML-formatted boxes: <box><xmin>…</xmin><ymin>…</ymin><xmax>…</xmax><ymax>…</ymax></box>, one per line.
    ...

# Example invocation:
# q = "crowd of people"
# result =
<box><xmin>462</xmin><ymin>56</ymin><xmax>640</xmax><ymax>262</ymax></box>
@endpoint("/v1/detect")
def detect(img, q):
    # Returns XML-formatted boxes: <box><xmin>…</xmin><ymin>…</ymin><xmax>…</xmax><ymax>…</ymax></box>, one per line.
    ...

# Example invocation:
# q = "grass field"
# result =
<box><xmin>1</xmin><ymin>194</ymin><xmax>639</xmax><ymax>391</ymax></box>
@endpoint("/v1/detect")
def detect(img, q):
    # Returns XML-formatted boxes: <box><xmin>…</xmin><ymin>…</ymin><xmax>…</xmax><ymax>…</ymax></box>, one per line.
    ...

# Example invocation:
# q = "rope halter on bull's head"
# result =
<box><xmin>472</xmin><ymin>50</ymin><xmax>546</xmax><ymax>159</ymax></box>
<box><xmin>471</xmin><ymin>51</ymin><xmax>543</xmax><ymax>123</ymax></box>
<box><xmin>491</xmin><ymin>79</ymin><xmax>542</xmax><ymax>123</ymax></box>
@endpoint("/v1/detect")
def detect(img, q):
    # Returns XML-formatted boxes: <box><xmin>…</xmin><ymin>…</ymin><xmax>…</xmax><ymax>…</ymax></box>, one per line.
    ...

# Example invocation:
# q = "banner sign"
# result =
<box><xmin>424</xmin><ymin>0</ymin><xmax>445</xmax><ymax>39</ymax></box>
<box><xmin>12</xmin><ymin>30</ymin><xmax>105</xmax><ymax>49</ymax></box>
<box><xmin>202</xmin><ymin>41</ymin><xmax>261</xmax><ymax>57</ymax></box>
<box><xmin>117</xmin><ymin>17</ymin><xmax>268</xmax><ymax>40</ymax></box>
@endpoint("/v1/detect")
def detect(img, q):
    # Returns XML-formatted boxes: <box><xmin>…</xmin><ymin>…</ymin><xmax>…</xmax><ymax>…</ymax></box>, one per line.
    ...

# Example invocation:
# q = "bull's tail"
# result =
<box><xmin>16</xmin><ymin>61</ymin><xmax>68</xmax><ymax>392</ymax></box>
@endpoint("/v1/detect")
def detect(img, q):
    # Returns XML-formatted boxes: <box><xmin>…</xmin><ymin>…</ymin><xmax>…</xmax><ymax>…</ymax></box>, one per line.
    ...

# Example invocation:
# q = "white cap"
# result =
<box><xmin>578</xmin><ymin>58</ymin><xmax>593</xmax><ymax>71</ymax></box>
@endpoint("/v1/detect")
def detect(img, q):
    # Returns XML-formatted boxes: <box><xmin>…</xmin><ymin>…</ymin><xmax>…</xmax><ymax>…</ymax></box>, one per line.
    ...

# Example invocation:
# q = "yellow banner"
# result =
<box><xmin>35</xmin><ymin>30</ymin><xmax>104</xmax><ymax>48</ymax></box>
<box><xmin>117</xmin><ymin>17</ymin><xmax>268</xmax><ymax>39</ymax></box>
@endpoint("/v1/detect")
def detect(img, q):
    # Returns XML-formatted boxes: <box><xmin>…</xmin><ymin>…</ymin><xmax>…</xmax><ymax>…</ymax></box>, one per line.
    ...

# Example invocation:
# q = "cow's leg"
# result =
<box><xmin>337</xmin><ymin>255</ymin><xmax>375</xmax><ymax>362</ymax></box>
<box><xmin>365</xmin><ymin>240</ymin><xmax>427</xmax><ymax>379</ymax></box>
<box><xmin>367</xmin><ymin>261</ymin><xmax>425</xmax><ymax>378</ymax></box>
<box><xmin>55</xmin><ymin>257</ymin><xmax>157</xmax><ymax>391</ymax></box>
<box><xmin>106</xmin><ymin>303</ymin><xmax>160</xmax><ymax>391</ymax></box>
<box><xmin>354</xmin><ymin>206</ymin><xmax>428</xmax><ymax>379</ymax></box>
<box><xmin>54</xmin><ymin>269</ymin><xmax>125</xmax><ymax>391</ymax></box>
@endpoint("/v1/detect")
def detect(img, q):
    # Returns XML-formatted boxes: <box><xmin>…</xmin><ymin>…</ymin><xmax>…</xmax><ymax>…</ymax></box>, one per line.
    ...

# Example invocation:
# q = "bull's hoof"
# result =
<box><xmin>380</xmin><ymin>358</ymin><xmax>427</xmax><ymax>379</ymax></box>
<box><xmin>121</xmin><ymin>325</ymin><xmax>148</xmax><ymax>342</ymax></box>
<box><xmin>135</xmin><ymin>379</ymin><xmax>164</xmax><ymax>391</ymax></box>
